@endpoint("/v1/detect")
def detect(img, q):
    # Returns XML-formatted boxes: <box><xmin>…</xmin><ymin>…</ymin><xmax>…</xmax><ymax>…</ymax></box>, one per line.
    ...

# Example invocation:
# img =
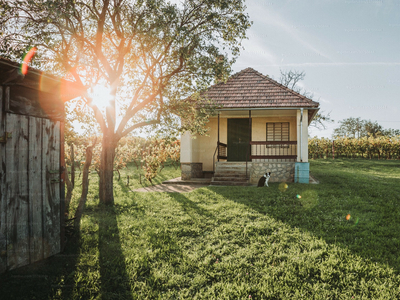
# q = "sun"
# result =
<box><xmin>89</xmin><ymin>84</ymin><xmax>113</xmax><ymax>111</ymax></box>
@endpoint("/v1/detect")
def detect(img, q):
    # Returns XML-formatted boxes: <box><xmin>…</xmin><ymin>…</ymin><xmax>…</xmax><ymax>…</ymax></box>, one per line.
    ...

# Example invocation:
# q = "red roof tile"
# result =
<box><xmin>203</xmin><ymin>67</ymin><xmax>319</xmax><ymax>109</ymax></box>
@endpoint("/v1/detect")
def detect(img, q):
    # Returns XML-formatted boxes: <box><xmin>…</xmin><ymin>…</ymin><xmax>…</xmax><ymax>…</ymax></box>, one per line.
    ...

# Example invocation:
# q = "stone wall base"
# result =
<box><xmin>249</xmin><ymin>162</ymin><xmax>295</xmax><ymax>184</ymax></box>
<box><xmin>181</xmin><ymin>163</ymin><xmax>203</xmax><ymax>180</ymax></box>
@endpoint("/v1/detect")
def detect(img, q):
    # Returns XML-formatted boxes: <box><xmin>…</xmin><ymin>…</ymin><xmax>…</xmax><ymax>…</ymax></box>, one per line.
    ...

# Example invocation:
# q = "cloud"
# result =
<box><xmin>241</xmin><ymin>40</ymin><xmax>279</xmax><ymax>65</ymax></box>
<box><xmin>251</xmin><ymin>4</ymin><xmax>333</xmax><ymax>62</ymax></box>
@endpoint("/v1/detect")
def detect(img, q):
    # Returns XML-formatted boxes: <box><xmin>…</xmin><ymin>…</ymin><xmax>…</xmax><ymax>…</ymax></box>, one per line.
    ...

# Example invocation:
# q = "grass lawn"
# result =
<box><xmin>1</xmin><ymin>159</ymin><xmax>400</xmax><ymax>299</ymax></box>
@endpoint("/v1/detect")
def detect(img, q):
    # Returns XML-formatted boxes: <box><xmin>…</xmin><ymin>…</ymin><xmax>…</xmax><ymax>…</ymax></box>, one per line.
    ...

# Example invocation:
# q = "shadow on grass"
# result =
<box><xmin>118</xmin><ymin>191</ymin><xmax>188</xmax><ymax>298</ymax></box>
<box><xmin>168</xmin><ymin>192</ymin><xmax>213</xmax><ymax>219</ymax></box>
<box><xmin>98</xmin><ymin>205</ymin><xmax>133</xmax><ymax>300</ymax></box>
<box><xmin>207</xmin><ymin>162</ymin><xmax>400</xmax><ymax>274</ymax></box>
<box><xmin>134</xmin><ymin>219</ymin><xmax>184</xmax><ymax>296</ymax></box>
<box><xmin>0</xmin><ymin>228</ymin><xmax>81</xmax><ymax>300</ymax></box>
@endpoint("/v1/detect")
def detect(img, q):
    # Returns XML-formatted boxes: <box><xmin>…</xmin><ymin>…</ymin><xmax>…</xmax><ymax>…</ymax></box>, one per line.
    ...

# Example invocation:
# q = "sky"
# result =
<box><xmin>232</xmin><ymin>0</ymin><xmax>400</xmax><ymax>138</ymax></box>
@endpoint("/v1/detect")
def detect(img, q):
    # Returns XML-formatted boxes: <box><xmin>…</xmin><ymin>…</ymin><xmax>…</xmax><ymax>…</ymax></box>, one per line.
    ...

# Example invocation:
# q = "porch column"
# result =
<box><xmin>296</xmin><ymin>109</ymin><xmax>309</xmax><ymax>162</ymax></box>
<box><xmin>295</xmin><ymin>109</ymin><xmax>309</xmax><ymax>183</ymax></box>
<box><xmin>249</xmin><ymin>110</ymin><xmax>252</xmax><ymax>156</ymax></box>
<box><xmin>217</xmin><ymin>112</ymin><xmax>220</xmax><ymax>162</ymax></box>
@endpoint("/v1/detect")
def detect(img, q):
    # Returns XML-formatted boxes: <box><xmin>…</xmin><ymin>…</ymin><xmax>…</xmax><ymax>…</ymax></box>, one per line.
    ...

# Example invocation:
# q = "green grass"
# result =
<box><xmin>1</xmin><ymin>159</ymin><xmax>400</xmax><ymax>299</ymax></box>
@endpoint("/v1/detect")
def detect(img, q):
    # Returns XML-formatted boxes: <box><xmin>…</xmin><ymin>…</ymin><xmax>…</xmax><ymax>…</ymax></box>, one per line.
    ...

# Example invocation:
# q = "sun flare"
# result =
<box><xmin>89</xmin><ymin>84</ymin><xmax>113</xmax><ymax>111</ymax></box>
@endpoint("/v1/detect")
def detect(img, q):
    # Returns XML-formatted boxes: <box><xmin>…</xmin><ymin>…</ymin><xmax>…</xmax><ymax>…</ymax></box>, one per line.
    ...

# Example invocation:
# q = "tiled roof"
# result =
<box><xmin>203</xmin><ymin>67</ymin><xmax>320</xmax><ymax>109</ymax></box>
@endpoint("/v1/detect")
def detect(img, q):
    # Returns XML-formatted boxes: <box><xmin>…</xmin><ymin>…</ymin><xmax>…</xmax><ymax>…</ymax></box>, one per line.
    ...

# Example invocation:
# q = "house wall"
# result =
<box><xmin>251</xmin><ymin>116</ymin><xmax>297</xmax><ymax>141</ymax></box>
<box><xmin>194</xmin><ymin>118</ymin><xmax>225</xmax><ymax>172</ymax></box>
<box><xmin>180</xmin><ymin>114</ymin><xmax>298</xmax><ymax>175</ymax></box>
<box><xmin>180</xmin><ymin>118</ymin><xmax>222</xmax><ymax>176</ymax></box>
<box><xmin>180</xmin><ymin>131</ymin><xmax>193</xmax><ymax>163</ymax></box>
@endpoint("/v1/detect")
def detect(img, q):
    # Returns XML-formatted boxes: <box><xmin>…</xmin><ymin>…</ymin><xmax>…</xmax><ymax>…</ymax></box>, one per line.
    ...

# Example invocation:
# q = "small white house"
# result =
<box><xmin>180</xmin><ymin>68</ymin><xmax>319</xmax><ymax>185</ymax></box>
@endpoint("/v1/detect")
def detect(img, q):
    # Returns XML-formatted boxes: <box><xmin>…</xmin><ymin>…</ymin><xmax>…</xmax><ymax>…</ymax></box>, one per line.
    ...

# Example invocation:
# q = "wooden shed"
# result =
<box><xmin>0</xmin><ymin>57</ymin><xmax>82</xmax><ymax>273</ymax></box>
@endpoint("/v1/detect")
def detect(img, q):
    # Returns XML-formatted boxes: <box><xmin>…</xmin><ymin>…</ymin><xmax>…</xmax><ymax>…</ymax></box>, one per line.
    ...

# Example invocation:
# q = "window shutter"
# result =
<box><xmin>266</xmin><ymin>122</ymin><xmax>290</xmax><ymax>141</ymax></box>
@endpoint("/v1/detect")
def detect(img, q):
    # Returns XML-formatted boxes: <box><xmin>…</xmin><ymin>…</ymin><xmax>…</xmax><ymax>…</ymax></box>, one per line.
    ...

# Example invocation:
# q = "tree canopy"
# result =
<box><xmin>0</xmin><ymin>0</ymin><xmax>251</xmax><ymax>204</ymax></box>
<box><xmin>333</xmin><ymin>117</ymin><xmax>400</xmax><ymax>138</ymax></box>
<box><xmin>1</xmin><ymin>0</ymin><xmax>251</xmax><ymax>136</ymax></box>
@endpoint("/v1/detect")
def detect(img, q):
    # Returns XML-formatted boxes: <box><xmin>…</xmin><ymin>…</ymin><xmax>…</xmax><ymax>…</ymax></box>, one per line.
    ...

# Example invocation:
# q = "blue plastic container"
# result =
<box><xmin>295</xmin><ymin>162</ymin><xmax>309</xmax><ymax>183</ymax></box>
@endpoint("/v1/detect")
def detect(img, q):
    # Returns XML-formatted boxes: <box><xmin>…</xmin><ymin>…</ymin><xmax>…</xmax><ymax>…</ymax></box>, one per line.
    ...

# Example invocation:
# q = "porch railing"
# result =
<box><xmin>213</xmin><ymin>142</ymin><xmax>228</xmax><ymax>174</ymax></box>
<box><xmin>214</xmin><ymin>141</ymin><xmax>297</xmax><ymax>177</ymax></box>
<box><xmin>250</xmin><ymin>141</ymin><xmax>297</xmax><ymax>160</ymax></box>
<box><xmin>217</xmin><ymin>142</ymin><xmax>227</xmax><ymax>160</ymax></box>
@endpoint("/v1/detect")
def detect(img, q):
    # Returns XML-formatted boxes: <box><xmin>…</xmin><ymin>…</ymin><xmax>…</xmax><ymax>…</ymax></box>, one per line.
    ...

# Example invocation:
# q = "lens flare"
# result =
<box><xmin>296</xmin><ymin>194</ymin><xmax>301</xmax><ymax>199</ymax></box>
<box><xmin>346</xmin><ymin>214</ymin><xmax>351</xmax><ymax>221</ymax></box>
<box><xmin>20</xmin><ymin>47</ymin><xmax>37</xmax><ymax>75</ymax></box>
<box><xmin>89</xmin><ymin>84</ymin><xmax>113</xmax><ymax>111</ymax></box>
<box><xmin>278</xmin><ymin>182</ymin><xmax>288</xmax><ymax>192</ymax></box>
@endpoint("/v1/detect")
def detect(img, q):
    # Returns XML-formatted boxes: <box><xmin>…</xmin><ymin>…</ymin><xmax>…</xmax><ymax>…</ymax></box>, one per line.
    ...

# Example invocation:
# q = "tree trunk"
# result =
<box><xmin>70</xmin><ymin>143</ymin><xmax>75</xmax><ymax>188</ymax></box>
<box><xmin>64</xmin><ymin>164</ymin><xmax>73</xmax><ymax>216</ymax></box>
<box><xmin>74</xmin><ymin>143</ymin><xmax>95</xmax><ymax>228</ymax></box>
<box><xmin>99</xmin><ymin>135</ymin><xmax>117</xmax><ymax>205</ymax></box>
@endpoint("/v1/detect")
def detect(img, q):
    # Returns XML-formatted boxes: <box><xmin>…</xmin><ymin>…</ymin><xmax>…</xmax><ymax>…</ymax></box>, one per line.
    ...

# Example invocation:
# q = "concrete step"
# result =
<box><xmin>210</xmin><ymin>180</ymin><xmax>250</xmax><ymax>186</ymax></box>
<box><xmin>213</xmin><ymin>173</ymin><xmax>247</xmax><ymax>178</ymax></box>
<box><xmin>212</xmin><ymin>176</ymin><xmax>247</xmax><ymax>182</ymax></box>
<box><xmin>215</xmin><ymin>163</ymin><xmax>249</xmax><ymax>169</ymax></box>
<box><xmin>214</xmin><ymin>163</ymin><xmax>250</xmax><ymax>182</ymax></box>
<box><xmin>215</xmin><ymin>168</ymin><xmax>247</xmax><ymax>172</ymax></box>
<box><xmin>214</xmin><ymin>172</ymin><xmax>247</xmax><ymax>177</ymax></box>
<box><xmin>215</xmin><ymin>169</ymin><xmax>247</xmax><ymax>174</ymax></box>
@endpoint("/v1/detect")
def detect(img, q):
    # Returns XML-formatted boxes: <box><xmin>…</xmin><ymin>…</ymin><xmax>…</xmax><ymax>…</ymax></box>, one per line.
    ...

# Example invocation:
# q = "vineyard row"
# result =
<box><xmin>308</xmin><ymin>136</ymin><xmax>400</xmax><ymax>159</ymax></box>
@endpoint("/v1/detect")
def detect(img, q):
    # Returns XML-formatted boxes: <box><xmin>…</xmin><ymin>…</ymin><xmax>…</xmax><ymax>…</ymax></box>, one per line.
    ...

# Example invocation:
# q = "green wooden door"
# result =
<box><xmin>227</xmin><ymin>118</ymin><xmax>250</xmax><ymax>161</ymax></box>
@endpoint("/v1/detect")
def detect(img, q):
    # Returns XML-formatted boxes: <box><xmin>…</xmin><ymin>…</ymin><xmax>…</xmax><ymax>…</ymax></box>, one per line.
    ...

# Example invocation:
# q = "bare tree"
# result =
<box><xmin>279</xmin><ymin>69</ymin><xmax>306</xmax><ymax>91</ymax></box>
<box><xmin>279</xmin><ymin>69</ymin><xmax>333</xmax><ymax>130</ymax></box>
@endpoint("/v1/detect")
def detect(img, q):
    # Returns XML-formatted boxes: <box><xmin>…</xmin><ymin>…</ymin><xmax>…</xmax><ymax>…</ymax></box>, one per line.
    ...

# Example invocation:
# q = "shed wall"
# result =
<box><xmin>0</xmin><ymin>86</ymin><xmax>63</xmax><ymax>273</ymax></box>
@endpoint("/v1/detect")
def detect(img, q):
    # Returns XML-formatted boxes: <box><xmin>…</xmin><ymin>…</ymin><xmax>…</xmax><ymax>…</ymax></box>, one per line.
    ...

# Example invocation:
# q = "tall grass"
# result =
<box><xmin>1</xmin><ymin>159</ymin><xmax>399</xmax><ymax>299</ymax></box>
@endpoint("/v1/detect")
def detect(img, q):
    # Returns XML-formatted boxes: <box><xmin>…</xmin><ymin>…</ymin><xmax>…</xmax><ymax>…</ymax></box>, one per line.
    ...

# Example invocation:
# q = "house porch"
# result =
<box><xmin>181</xmin><ymin>108</ymin><xmax>313</xmax><ymax>184</ymax></box>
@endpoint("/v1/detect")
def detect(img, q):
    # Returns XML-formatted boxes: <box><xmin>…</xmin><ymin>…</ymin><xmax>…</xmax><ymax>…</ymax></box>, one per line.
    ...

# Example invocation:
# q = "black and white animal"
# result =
<box><xmin>257</xmin><ymin>172</ymin><xmax>271</xmax><ymax>187</ymax></box>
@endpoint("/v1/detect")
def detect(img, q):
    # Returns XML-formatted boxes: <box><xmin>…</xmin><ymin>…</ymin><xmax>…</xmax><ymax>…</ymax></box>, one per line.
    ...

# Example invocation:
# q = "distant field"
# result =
<box><xmin>1</xmin><ymin>159</ymin><xmax>399</xmax><ymax>299</ymax></box>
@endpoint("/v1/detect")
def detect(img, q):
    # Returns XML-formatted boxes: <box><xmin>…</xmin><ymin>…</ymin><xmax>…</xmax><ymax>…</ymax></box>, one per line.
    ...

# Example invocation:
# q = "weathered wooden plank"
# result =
<box><xmin>42</xmin><ymin>119</ymin><xmax>61</xmax><ymax>258</ymax></box>
<box><xmin>6</xmin><ymin>113</ymin><xmax>30</xmax><ymax>270</ymax></box>
<box><xmin>28</xmin><ymin>116</ymin><xmax>43</xmax><ymax>263</ymax></box>
<box><xmin>0</xmin><ymin>86</ymin><xmax>7</xmax><ymax>273</ymax></box>
<box><xmin>41</xmin><ymin>118</ymin><xmax>50</xmax><ymax>259</ymax></box>
<box><xmin>59</xmin><ymin>122</ymin><xmax>65</xmax><ymax>252</ymax></box>
<box><xmin>51</xmin><ymin>120</ymin><xmax>61</xmax><ymax>256</ymax></box>
<box><xmin>7</xmin><ymin>86</ymin><xmax>64</xmax><ymax>121</ymax></box>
